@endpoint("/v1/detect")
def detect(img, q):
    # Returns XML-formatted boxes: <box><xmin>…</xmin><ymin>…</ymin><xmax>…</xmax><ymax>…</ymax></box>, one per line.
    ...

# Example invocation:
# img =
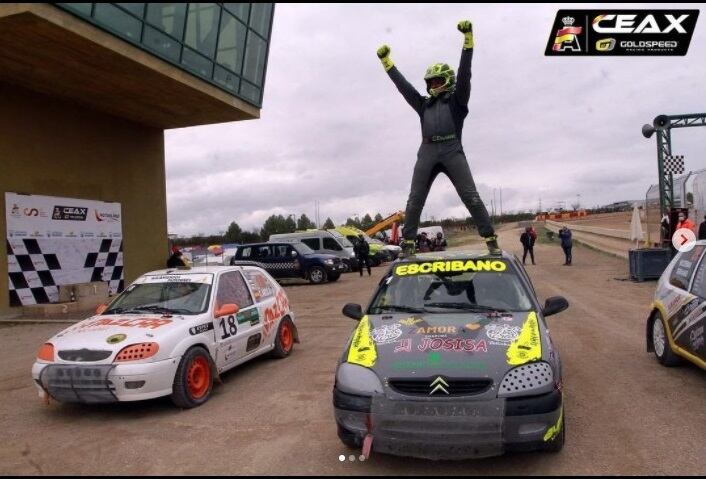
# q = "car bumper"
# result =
<box><xmin>333</xmin><ymin>387</ymin><xmax>563</xmax><ymax>459</ymax></box>
<box><xmin>325</xmin><ymin>263</ymin><xmax>347</xmax><ymax>274</ymax></box>
<box><xmin>32</xmin><ymin>358</ymin><xmax>180</xmax><ymax>404</ymax></box>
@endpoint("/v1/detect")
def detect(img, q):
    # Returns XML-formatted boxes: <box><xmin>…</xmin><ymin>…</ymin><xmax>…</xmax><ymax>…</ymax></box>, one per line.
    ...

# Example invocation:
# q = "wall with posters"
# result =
<box><xmin>6</xmin><ymin>193</ymin><xmax>125</xmax><ymax>306</ymax></box>
<box><xmin>0</xmin><ymin>84</ymin><xmax>168</xmax><ymax>316</ymax></box>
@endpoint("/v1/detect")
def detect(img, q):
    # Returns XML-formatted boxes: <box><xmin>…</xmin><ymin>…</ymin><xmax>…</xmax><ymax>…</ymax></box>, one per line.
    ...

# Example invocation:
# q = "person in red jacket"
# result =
<box><xmin>676</xmin><ymin>210</ymin><xmax>696</xmax><ymax>234</ymax></box>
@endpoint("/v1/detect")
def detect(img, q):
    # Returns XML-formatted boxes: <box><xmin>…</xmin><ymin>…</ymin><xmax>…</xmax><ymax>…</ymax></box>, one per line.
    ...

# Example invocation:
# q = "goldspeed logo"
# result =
<box><xmin>596</xmin><ymin>38</ymin><xmax>616</xmax><ymax>52</ymax></box>
<box><xmin>546</xmin><ymin>10</ymin><xmax>698</xmax><ymax>56</ymax></box>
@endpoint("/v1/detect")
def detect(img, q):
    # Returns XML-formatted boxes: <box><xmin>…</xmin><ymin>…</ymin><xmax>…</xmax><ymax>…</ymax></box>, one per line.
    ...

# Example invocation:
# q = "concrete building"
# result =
<box><xmin>0</xmin><ymin>3</ymin><xmax>274</xmax><ymax>316</ymax></box>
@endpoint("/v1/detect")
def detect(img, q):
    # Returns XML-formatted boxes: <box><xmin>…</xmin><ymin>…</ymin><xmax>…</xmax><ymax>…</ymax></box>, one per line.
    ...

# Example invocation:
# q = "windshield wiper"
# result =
<box><xmin>373</xmin><ymin>304</ymin><xmax>427</xmax><ymax>314</ymax></box>
<box><xmin>424</xmin><ymin>302</ymin><xmax>508</xmax><ymax>313</ymax></box>
<box><xmin>122</xmin><ymin>305</ymin><xmax>191</xmax><ymax>315</ymax></box>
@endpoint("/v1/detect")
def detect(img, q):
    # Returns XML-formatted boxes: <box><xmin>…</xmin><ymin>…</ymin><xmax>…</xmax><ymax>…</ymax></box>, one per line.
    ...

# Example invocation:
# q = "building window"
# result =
<box><xmin>184</xmin><ymin>3</ymin><xmax>221</xmax><ymax>59</ymax></box>
<box><xmin>93</xmin><ymin>3</ymin><xmax>142</xmax><ymax>40</ymax></box>
<box><xmin>145</xmin><ymin>3</ymin><xmax>187</xmax><ymax>39</ymax></box>
<box><xmin>243</xmin><ymin>33</ymin><xmax>267</xmax><ymax>86</ymax></box>
<box><xmin>223</xmin><ymin>3</ymin><xmax>250</xmax><ymax>23</ymax></box>
<box><xmin>216</xmin><ymin>11</ymin><xmax>247</xmax><ymax>74</ymax></box>
<box><xmin>249</xmin><ymin>3</ymin><xmax>272</xmax><ymax>38</ymax></box>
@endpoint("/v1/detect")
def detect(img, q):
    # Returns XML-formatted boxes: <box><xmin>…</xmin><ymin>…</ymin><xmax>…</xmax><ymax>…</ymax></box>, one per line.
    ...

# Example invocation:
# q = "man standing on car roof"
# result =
<box><xmin>377</xmin><ymin>20</ymin><xmax>499</xmax><ymax>257</ymax></box>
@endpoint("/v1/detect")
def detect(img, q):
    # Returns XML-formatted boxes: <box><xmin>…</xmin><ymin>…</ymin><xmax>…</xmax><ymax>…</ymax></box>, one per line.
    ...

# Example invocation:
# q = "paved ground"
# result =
<box><xmin>0</xmin><ymin>229</ymin><xmax>703</xmax><ymax>475</ymax></box>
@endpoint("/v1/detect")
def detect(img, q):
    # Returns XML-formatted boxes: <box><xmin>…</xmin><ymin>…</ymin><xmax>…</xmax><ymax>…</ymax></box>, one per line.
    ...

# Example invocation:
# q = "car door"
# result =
<box><xmin>213</xmin><ymin>270</ymin><xmax>259</xmax><ymax>370</ymax></box>
<box><xmin>271</xmin><ymin>244</ymin><xmax>300</xmax><ymax>278</ymax></box>
<box><xmin>241</xmin><ymin>267</ymin><xmax>281</xmax><ymax>349</ymax></box>
<box><xmin>665</xmin><ymin>246</ymin><xmax>706</xmax><ymax>356</ymax></box>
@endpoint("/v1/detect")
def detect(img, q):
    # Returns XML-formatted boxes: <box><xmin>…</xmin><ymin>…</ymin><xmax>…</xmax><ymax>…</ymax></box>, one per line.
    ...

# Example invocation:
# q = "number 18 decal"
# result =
<box><xmin>219</xmin><ymin>315</ymin><xmax>238</xmax><ymax>339</ymax></box>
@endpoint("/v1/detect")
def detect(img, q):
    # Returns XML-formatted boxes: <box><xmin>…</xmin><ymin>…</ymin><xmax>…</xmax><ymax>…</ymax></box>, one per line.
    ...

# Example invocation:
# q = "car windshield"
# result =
<box><xmin>104</xmin><ymin>281</ymin><xmax>212</xmax><ymax>315</ymax></box>
<box><xmin>329</xmin><ymin>230</ymin><xmax>354</xmax><ymax>248</ymax></box>
<box><xmin>369</xmin><ymin>261</ymin><xmax>534</xmax><ymax>314</ymax></box>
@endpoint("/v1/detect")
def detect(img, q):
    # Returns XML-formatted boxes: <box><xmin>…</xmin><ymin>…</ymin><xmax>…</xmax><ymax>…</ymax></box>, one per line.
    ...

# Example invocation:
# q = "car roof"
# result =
<box><xmin>145</xmin><ymin>266</ymin><xmax>249</xmax><ymax>275</ymax></box>
<box><xmin>395</xmin><ymin>249</ymin><xmax>513</xmax><ymax>263</ymax></box>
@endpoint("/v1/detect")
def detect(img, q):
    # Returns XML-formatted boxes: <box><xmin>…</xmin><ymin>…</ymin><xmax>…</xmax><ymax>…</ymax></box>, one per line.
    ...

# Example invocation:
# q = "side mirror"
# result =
<box><xmin>342</xmin><ymin>303</ymin><xmax>364</xmax><ymax>320</ymax></box>
<box><xmin>543</xmin><ymin>296</ymin><xmax>569</xmax><ymax>317</ymax></box>
<box><xmin>291</xmin><ymin>250</ymin><xmax>298</xmax><ymax>258</ymax></box>
<box><xmin>96</xmin><ymin>304</ymin><xmax>108</xmax><ymax>315</ymax></box>
<box><xmin>215</xmin><ymin>303</ymin><xmax>239</xmax><ymax>318</ymax></box>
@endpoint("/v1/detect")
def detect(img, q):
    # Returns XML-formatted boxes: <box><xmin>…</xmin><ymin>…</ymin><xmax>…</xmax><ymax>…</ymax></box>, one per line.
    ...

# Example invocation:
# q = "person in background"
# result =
<box><xmin>699</xmin><ymin>214</ymin><xmax>706</xmax><ymax>240</ymax></box>
<box><xmin>529</xmin><ymin>225</ymin><xmax>538</xmax><ymax>242</ymax></box>
<box><xmin>417</xmin><ymin>232</ymin><xmax>432</xmax><ymax>253</ymax></box>
<box><xmin>558</xmin><ymin>226</ymin><xmax>573</xmax><ymax>266</ymax></box>
<box><xmin>167</xmin><ymin>246</ymin><xmax>187</xmax><ymax>268</ymax></box>
<box><xmin>432</xmin><ymin>232</ymin><xmax>448</xmax><ymax>251</ymax></box>
<box><xmin>354</xmin><ymin>234</ymin><xmax>371</xmax><ymax>277</ymax></box>
<box><xmin>520</xmin><ymin>227</ymin><xmax>536</xmax><ymax>265</ymax></box>
<box><xmin>676</xmin><ymin>210</ymin><xmax>696</xmax><ymax>234</ymax></box>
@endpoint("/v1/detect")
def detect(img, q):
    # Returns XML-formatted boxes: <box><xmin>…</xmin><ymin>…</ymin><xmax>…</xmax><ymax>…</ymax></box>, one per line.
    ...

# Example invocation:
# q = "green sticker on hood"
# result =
<box><xmin>106</xmin><ymin>333</ymin><xmax>127</xmax><ymax>344</ymax></box>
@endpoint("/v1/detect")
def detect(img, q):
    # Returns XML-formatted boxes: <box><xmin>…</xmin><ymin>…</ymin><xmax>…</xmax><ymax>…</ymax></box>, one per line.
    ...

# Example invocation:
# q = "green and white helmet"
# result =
<box><xmin>424</xmin><ymin>63</ymin><xmax>455</xmax><ymax>96</ymax></box>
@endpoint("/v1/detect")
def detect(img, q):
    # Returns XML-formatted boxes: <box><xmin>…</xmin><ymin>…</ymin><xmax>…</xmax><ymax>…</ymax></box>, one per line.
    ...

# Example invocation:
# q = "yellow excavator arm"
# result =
<box><xmin>365</xmin><ymin>211</ymin><xmax>405</xmax><ymax>236</ymax></box>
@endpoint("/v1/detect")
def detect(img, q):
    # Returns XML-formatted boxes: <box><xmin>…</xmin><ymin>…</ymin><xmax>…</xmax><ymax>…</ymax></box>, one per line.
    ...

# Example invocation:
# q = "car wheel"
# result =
<box><xmin>171</xmin><ymin>346</ymin><xmax>214</xmax><ymax>408</ymax></box>
<box><xmin>328</xmin><ymin>272</ymin><xmax>341</xmax><ymax>282</ymax></box>
<box><xmin>651</xmin><ymin>312</ymin><xmax>681</xmax><ymax>367</ymax></box>
<box><xmin>308</xmin><ymin>266</ymin><xmax>327</xmax><ymax>284</ymax></box>
<box><xmin>271</xmin><ymin>317</ymin><xmax>295</xmax><ymax>358</ymax></box>
<box><xmin>544</xmin><ymin>412</ymin><xmax>565</xmax><ymax>453</ymax></box>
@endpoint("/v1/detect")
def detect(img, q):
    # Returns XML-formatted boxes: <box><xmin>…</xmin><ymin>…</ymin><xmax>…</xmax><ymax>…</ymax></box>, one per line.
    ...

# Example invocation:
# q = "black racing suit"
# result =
<box><xmin>387</xmin><ymin>47</ymin><xmax>494</xmax><ymax>241</ymax></box>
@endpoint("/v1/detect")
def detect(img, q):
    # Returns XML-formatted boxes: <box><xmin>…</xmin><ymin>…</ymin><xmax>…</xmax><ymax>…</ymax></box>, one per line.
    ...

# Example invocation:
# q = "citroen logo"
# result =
<box><xmin>429</xmin><ymin>376</ymin><xmax>449</xmax><ymax>395</ymax></box>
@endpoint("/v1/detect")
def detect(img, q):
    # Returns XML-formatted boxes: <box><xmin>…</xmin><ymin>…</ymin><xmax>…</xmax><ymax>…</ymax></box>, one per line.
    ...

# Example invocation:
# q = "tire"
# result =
<box><xmin>544</xmin><ymin>413</ymin><xmax>565</xmax><ymax>453</ymax></box>
<box><xmin>651</xmin><ymin>312</ymin><xmax>682</xmax><ymax>367</ymax></box>
<box><xmin>271</xmin><ymin>317</ymin><xmax>295</xmax><ymax>358</ymax></box>
<box><xmin>328</xmin><ymin>272</ymin><xmax>341</xmax><ymax>282</ymax></box>
<box><xmin>171</xmin><ymin>346</ymin><xmax>214</xmax><ymax>408</ymax></box>
<box><xmin>308</xmin><ymin>266</ymin><xmax>327</xmax><ymax>284</ymax></box>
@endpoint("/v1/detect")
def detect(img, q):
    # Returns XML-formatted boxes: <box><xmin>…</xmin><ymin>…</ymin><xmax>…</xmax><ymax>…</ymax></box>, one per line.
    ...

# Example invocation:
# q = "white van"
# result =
<box><xmin>269</xmin><ymin>230</ymin><xmax>357</xmax><ymax>272</ymax></box>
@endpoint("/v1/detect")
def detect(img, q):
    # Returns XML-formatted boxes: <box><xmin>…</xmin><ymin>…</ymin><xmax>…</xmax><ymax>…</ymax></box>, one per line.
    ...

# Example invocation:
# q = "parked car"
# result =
<box><xmin>231</xmin><ymin>242</ymin><xmax>346</xmax><ymax>284</ymax></box>
<box><xmin>646</xmin><ymin>241</ymin><xmax>706</xmax><ymax>369</ymax></box>
<box><xmin>32</xmin><ymin>266</ymin><xmax>298</xmax><ymax>408</ymax></box>
<box><xmin>269</xmin><ymin>230</ymin><xmax>357</xmax><ymax>272</ymax></box>
<box><xmin>334</xmin><ymin>250</ymin><xmax>569</xmax><ymax>459</ymax></box>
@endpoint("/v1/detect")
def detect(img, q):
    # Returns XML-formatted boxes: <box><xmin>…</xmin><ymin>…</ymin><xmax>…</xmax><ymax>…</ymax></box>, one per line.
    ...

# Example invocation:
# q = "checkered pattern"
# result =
<box><xmin>7</xmin><ymin>238</ymin><xmax>124</xmax><ymax>307</ymax></box>
<box><xmin>664</xmin><ymin>155</ymin><xmax>685</xmax><ymax>175</ymax></box>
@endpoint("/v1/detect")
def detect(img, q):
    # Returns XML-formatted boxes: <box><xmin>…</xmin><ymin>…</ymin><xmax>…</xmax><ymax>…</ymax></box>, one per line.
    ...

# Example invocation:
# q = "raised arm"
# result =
<box><xmin>455</xmin><ymin>20</ymin><xmax>474</xmax><ymax>106</ymax></box>
<box><xmin>377</xmin><ymin>45</ymin><xmax>424</xmax><ymax>114</ymax></box>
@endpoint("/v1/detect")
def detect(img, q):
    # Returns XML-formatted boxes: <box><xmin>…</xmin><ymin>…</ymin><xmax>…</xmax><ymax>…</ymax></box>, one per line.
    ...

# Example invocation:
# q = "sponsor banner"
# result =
<box><xmin>138</xmin><ymin>274</ymin><xmax>214</xmax><ymax>284</ymax></box>
<box><xmin>6</xmin><ymin>193</ymin><xmax>124</xmax><ymax>306</ymax></box>
<box><xmin>545</xmin><ymin>10</ymin><xmax>699</xmax><ymax>56</ymax></box>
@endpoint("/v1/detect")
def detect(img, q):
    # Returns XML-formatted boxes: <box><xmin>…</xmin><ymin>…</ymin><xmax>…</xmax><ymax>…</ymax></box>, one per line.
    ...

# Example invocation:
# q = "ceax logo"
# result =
<box><xmin>596</xmin><ymin>38</ymin><xmax>616</xmax><ymax>51</ymax></box>
<box><xmin>553</xmin><ymin>16</ymin><xmax>582</xmax><ymax>52</ymax></box>
<box><xmin>429</xmin><ymin>376</ymin><xmax>450</xmax><ymax>395</ymax></box>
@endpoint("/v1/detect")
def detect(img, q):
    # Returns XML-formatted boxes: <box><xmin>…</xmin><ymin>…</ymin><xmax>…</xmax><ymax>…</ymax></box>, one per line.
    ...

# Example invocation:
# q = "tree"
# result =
<box><xmin>361</xmin><ymin>213</ymin><xmax>374</xmax><ymax>231</ymax></box>
<box><xmin>374</xmin><ymin>213</ymin><xmax>383</xmax><ymax>223</ymax></box>
<box><xmin>345</xmin><ymin>217</ymin><xmax>362</xmax><ymax>229</ymax></box>
<box><xmin>241</xmin><ymin>230</ymin><xmax>261</xmax><ymax>243</ymax></box>
<box><xmin>284</xmin><ymin>215</ymin><xmax>296</xmax><ymax>233</ymax></box>
<box><xmin>224</xmin><ymin>221</ymin><xmax>242</xmax><ymax>243</ymax></box>
<box><xmin>260</xmin><ymin>214</ymin><xmax>289</xmax><ymax>240</ymax></box>
<box><xmin>323</xmin><ymin>217</ymin><xmax>335</xmax><ymax>229</ymax></box>
<box><xmin>297</xmin><ymin>213</ymin><xmax>316</xmax><ymax>230</ymax></box>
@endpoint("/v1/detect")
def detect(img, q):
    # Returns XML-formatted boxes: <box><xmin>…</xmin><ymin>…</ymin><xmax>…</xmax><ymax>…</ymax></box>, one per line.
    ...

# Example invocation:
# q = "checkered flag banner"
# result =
<box><xmin>664</xmin><ymin>155</ymin><xmax>685</xmax><ymax>175</ymax></box>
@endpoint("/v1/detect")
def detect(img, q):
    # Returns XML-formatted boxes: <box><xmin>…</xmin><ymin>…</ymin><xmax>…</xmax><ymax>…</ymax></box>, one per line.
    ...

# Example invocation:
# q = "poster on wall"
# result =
<box><xmin>5</xmin><ymin>192</ymin><xmax>124</xmax><ymax>306</ymax></box>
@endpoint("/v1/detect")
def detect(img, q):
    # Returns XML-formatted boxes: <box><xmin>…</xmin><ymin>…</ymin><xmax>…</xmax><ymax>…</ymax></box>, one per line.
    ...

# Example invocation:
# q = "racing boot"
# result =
<box><xmin>398</xmin><ymin>240</ymin><xmax>416</xmax><ymax>259</ymax></box>
<box><xmin>485</xmin><ymin>235</ymin><xmax>501</xmax><ymax>255</ymax></box>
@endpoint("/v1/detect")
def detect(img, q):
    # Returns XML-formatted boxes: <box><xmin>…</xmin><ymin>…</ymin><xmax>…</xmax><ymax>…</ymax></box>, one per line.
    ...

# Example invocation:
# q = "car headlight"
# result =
<box><xmin>114</xmin><ymin>343</ymin><xmax>160</xmax><ymax>362</ymax></box>
<box><xmin>336</xmin><ymin>363</ymin><xmax>383</xmax><ymax>395</ymax></box>
<box><xmin>498</xmin><ymin>362</ymin><xmax>554</xmax><ymax>398</ymax></box>
<box><xmin>324</xmin><ymin>259</ymin><xmax>334</xmax><ymax>265</ymax></box>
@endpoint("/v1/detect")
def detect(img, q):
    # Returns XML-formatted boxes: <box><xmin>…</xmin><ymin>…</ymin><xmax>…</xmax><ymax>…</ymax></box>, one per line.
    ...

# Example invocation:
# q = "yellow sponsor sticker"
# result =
<box><xmin>394</xmin><ymin>260</ymin><xmax>507</xmax><ymax>276</ymax></box>
<box><xmin>347</xmin><ymin>316</ymin><xmax>377</xmax><ymax>368</ymax></box>
<box><xmin>543</xmin><ymin>405</ymin><xmax>563</xmax><ymax>442</ymax></box>
<box><xmin>506</xmin><ymin>311</ymin><xmax>542</xmax><ymax>365</ymax></box>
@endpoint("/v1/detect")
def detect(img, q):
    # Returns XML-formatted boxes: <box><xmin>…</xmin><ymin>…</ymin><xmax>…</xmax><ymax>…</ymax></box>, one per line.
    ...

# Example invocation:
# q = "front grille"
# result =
<box><xmin>58</xmin><ymin>349</ymin><xmax>113</xmax><ymax>362</ymax></box>
<box><xmin>39</xmin><ymin>365</ymin><xmax>117</xmax><ymax>403</ymax></box>
<box><xmin>389</xmin><ymin>377</ymin><xmax>493</xmax><ymax>397</ymax></box>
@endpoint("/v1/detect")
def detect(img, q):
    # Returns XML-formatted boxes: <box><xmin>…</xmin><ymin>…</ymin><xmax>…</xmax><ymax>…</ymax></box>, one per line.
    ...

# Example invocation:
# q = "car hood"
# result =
<box><xmin>351</xmin><ymin>311</ymin><xmax>549</xmax><ymax>381</ymax></box>
<box><xmin>45</xmin><ymin>314</ymin><xmax>198</xmax><ymax>360</ymax></box>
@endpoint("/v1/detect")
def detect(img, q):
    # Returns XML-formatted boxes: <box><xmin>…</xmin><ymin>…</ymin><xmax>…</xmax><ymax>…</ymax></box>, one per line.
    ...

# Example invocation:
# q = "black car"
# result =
<box><xmin>333</xmin><ymin>250</ymin><xmax>569</xmax><ymax>460</ymax></box>
<box><xmin>231</xmin><ymin>242</ymin><xmax>346</xmax><ymax>284</ymax></box>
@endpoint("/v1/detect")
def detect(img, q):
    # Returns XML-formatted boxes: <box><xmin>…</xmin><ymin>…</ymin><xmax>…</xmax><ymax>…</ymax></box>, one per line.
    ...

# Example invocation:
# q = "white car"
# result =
<box><xmin>32</xmin><ymin>266</ymin><xmax>298</xmax><ymax>408</ymax></box>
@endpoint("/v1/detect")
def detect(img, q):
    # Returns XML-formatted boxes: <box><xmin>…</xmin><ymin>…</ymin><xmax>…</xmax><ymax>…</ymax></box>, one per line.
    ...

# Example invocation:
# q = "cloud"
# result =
<box><xmin>165</xmin><ymin>4</ymin><xmax>706</xmax><ymax>235</ymax></box>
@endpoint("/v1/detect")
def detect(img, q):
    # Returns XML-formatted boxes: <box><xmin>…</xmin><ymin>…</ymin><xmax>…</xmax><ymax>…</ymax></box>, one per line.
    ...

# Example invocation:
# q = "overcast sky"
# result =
<box><xmin>165</xmin><ymin>3</ymin><xmax>706</xmax><ymax>236</ymax></box>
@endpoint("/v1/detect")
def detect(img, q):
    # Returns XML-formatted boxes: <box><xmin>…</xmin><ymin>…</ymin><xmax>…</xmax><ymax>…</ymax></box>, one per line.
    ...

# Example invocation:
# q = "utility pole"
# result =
<box><xmin>500</xmin><ymin>188</ymin><xmax>503</xmax><ymax>218</ymax></box>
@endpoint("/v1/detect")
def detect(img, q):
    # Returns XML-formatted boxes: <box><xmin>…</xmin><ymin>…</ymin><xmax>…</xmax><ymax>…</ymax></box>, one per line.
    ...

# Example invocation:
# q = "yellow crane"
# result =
<box><xmin>365</xmin><ymin>211</ymin><xmax>405</xmax><ymax>237</ymax></box>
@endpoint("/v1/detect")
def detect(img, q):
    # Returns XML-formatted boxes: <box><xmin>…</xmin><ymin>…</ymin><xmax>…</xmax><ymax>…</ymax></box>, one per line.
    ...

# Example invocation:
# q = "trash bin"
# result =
<box><xmin>629</xmin><ymin>248</ymin><xmax>671</xmax><ymax>282</ymax></box>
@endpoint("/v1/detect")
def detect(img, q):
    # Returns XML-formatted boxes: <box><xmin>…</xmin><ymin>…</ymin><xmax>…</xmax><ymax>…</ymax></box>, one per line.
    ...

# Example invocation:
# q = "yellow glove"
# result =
<box><xmin>376</xmin><ymin>44</ymin><xmax>394</xmax><ymax>72</ymax></box>
<box><xmin>457</xmin><ymin>20</ymin><xmax>474</xmax><ymax>49</ymax></box>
